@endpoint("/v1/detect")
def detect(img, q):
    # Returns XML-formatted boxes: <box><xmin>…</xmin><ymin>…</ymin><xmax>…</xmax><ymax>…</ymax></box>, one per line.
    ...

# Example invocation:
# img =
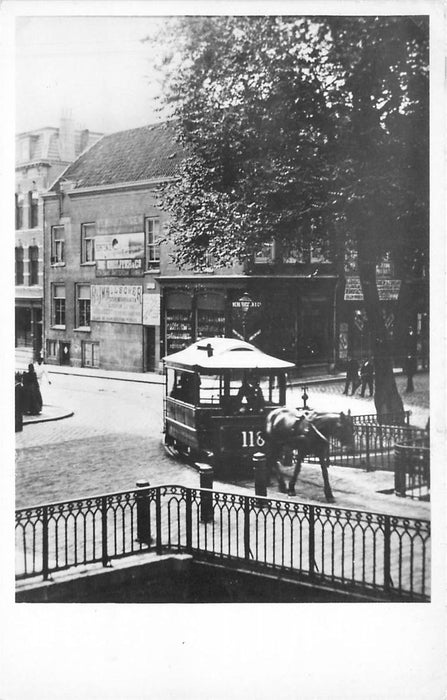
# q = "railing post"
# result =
<box><xmin>185</xmin><ymin>488</ymin><xmax>192</xmax><ymax>554</ymax></box>
<box><xmin>383</xmin><ymin>514</ymin><xmax>392</xmax><ymax>594</ymax></box>
<box><xmin>135</xmin><ymin>480</ymin><xmax>152</xmax><ymax>545</ymax></box>
<box><xmin>244</xmin><ymin>496</ymin><xmax>250</xmax><ymax>561</ymax></box>
<box><xmin>308</xmin><ymin>504</ymin><xmax>315</xmax><ymax>578</ymax></box>
<box><xmin>101</xmin><ymin>496</ymin><xmax>108</xmax><ymax>567</ymax></box>
<box><xmin>155</xmin><ymin>488</ymin><xmax>162</xmax><ymax>555</ymax></box>
<box><xmin>198</xmin><ymin>464</ymin><xmax>214</xmax><ymax>523</ymax></box>
<box><xmin>42</xmin><ymin>505</ymin><xmax>49</xmax><ymax>580</ymax></box>
<box><xmin>394</xmin><ymin>446</ymin><xmax>406</xmax><ymax>497</ymax></box>
<box><xmin>365</xmin><ymin>425</ymin><xmax>371</xmax><ymax>471</ymax></box>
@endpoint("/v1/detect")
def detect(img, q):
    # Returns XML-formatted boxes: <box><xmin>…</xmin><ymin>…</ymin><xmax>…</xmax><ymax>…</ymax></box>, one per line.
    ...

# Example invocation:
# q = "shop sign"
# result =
<box><xmin>96</xmin><ymin>216</ymin><xmax>143</xmax><ymax>236</ymax></box>
<box><xmin>91</xmin><ymin>285</ymin><xmax>143</xmax><ymax>324</ymax></box>
<box><xmin>143</xmin><ymin>294</ymin><xmax>161</xmax><ymax>325</ymax></box>
<box><xmin>95</xmin><ymin>232</ymin><xmax>144</xmax><ymax>277</ymax></box>
<box><xmin>344</xmin><ymin>276</ymin><xmax>401</xmax><ymax>301</ymax></box>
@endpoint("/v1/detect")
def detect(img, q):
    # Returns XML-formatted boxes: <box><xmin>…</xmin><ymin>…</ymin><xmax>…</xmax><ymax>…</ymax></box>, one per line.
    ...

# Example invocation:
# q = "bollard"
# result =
<box><xmin>253</xmin><ymin>452</ymin><xmax>268</xmax><ymax>508</ymax></box>
<box><xmin>197</xmin><ymin>463</ymin><xmax>214</xmax><ymax>523</ymax></box>
<box><xmin>135</xmin><ymin>480</ymin><xmax>152</xmax><ymax>544</ymax></box>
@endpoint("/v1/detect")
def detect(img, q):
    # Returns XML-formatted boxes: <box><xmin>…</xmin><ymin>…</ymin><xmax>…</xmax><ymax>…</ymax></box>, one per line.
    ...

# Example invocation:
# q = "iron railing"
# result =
<box><xmin>394</xmin><ymin>444</ymin><xmax>430</xmax><ymax>500</ymax></box>
<box><xmin>309</xmin><ymin>424</ymin><xmax>428</xmax><ymax>472</ymax></box>
<box><xmin>16</xmin><ymin>484</ymin><xmax>431</xmax><ymax>601</ymax></box>
<box><xmin>351</xmin><ymin>411</ymin><xmax>411</xmax><ymax>426</ymax></box>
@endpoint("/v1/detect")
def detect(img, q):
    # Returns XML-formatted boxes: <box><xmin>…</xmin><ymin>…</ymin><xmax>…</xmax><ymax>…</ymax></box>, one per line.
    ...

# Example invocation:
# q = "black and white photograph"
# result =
<box><xmin>1</xmin><ymin>1</ymin><xmax>445</xmax><ymax>698</ymax></box>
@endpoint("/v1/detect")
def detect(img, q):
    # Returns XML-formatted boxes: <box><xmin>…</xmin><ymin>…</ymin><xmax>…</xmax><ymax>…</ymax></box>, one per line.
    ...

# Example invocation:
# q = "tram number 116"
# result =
<box><xmin>241</xmin><ymin>429</ymin><xmax>265</xmax><ymax>448</ymax></box>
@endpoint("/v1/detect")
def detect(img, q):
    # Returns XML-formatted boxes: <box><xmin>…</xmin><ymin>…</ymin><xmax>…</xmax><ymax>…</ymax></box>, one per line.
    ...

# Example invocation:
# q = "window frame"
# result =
<box><xmin>28</xmin><ymin>245</ymin><xmax>39</xmax><ymax>286</ymax></box>
<box><xmin>51</xmin><ymin>225</ymin><xmax>65</xmax><ymax>265</ymax></box>
<box><xmin>15</xmin><ymin>193</ymin><xmax>24</xmax><ymax>230</ymax></box>
<box><xmin>145</xmin><ymin>217</ymin><xmax>161</xmax><ymax>269</ymax></box>
<box><xmin>15</xmin><ymin>246</ymin><xmax>24</xmax><ymax>285</ymax></box>
<box><xmin>81</xmin><ymin>222</ymin><xmax>96</xmax><ymax>264</ymax></box>
<box><xmin>75</xmin><ymin>284</ymin><xmax>91</xmax><ymax>329</ymax></box>
<box><xmin>29</xmin><ymin>191</ymin><xmax>39</xmax><ymax>229</ymax></box>
<box><xmin>254</xmin><ymin>241</ymin><xmax>275</xmax><ymax>265</ymax></box>
<box><xmin>52</xmin><ymin>284</ymin><xmax>66</xmax><ymax>327</ymax></box>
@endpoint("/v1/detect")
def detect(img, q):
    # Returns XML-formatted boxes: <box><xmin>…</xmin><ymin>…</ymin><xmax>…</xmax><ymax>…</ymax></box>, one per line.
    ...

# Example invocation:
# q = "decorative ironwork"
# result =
<box><xmin>15</xmin><ymin>484</ymin><xmax>430</xmax><ymax>601</ymax></box>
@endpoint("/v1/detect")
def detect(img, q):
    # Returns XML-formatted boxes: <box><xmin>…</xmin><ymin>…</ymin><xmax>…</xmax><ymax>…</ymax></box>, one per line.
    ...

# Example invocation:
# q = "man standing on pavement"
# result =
<box><xmin>360</xmin><ymin>358</ymin><xmax>374</xmax><ymax>397</ymax></box>
<box><xmin>343</xmin><ymin>357</ymin><xmax>360</xmax><ymax>395</ymax></box>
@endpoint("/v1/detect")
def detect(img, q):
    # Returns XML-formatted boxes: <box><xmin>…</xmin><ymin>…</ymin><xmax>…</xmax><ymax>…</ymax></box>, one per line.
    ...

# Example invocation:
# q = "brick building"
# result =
<box><xmin>42</xmin><ymin>121</ymin><xmax>428</xmax><ymax>374</ymax></box>
<box><xmin>15</xmin><ymin>118</ymin><xmax>102</xmax><ymax>364</ymax></box>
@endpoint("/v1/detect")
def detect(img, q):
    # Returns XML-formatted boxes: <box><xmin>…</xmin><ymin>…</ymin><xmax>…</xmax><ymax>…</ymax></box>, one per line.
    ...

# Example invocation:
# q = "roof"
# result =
<box><xmin>50</xmin><ymin>122</ymin><xmax>184</xmax><ymax>191</ymax></box>
<box><xmin>163</xmin><ymin>338</ymin><xmax>295</xmax><ymax>371</ymax></box>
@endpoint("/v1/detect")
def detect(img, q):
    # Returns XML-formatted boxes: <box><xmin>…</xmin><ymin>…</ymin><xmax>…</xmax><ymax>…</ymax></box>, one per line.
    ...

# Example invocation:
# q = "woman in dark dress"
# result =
<box><xmin>22</xmin><ymin>363</ymin><xmax>43</xmax><ymax>415</ymax></box>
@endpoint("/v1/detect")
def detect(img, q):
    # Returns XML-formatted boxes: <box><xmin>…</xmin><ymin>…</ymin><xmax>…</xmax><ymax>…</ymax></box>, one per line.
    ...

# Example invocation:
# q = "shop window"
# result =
<box><xmin>196</xmin><ymin>292</ymin><xmax>225</xmax><ymax>339</ymax></box>
<box><xmin>29</xmin><ymin>246</ymin><xmax>39</xmax><ymax>285</ymax></box>
<box><xmin>29</xmin><ymin>191</ymin><xmax>39</xmax><ymax>228</ymax></box>
<box><xmin>76</xmin><ymin>285</ymin><xmax>91</xmax><ymax>328</ymax></box>
<box><xmin>52</xmin><ymin>285</ymin><xmax>66</xmax><ymax>327</ymax></box>
<box><xmin>15</xmin><ymin>193</ymin><xmax>24</xmax><ymax>229</ymax></box>
<box><xmin>81</xmin><ymin>223</ymin><xmax>95</xmax><ymax>263</ymax></box>
<box><xmin>165</xmin><ymin>292</ymin><xmax>192</xmax><ymax>354</ymax></box>
<box><xmin>145</xmin><ymin>217</ymin><xmax>160</xmax><ymax>268</ymax></box>
<box><xmin>82</xmin><ymin>341</ymin><xmax>99</xmax><ymax>368</ymax></box>
<box><xmin>254</xmin><ymin>241</ymin><xmax>275</xmax><ymax>264</ymax></box>
<box><xmin>47</xmin><ymin>339</ymin><xmax>58</xmax><ymax>358</ymax></box>
<box><xmin>15</xmin><ymin>247</ymin><xmax>24</xmax><ymax>285</ymax></box>
<box><xmin>51</xmin><ymin>226</ymin><xmax>65</xmax><ymax>265</ymax></box>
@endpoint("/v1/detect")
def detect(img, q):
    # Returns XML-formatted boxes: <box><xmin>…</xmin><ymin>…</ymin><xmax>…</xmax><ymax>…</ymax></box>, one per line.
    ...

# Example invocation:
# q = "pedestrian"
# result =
<box><xmin>34</xmin><ymin>357</ymin><xmax>52</xmax><ymax>388</ymax></box>
<box><xmin>15</xmin><ymin>372</ymin><xmax>24</xmax><ymax>432</ymax></box>
<box><xmin>404</xmin><ymin>354</ymin><xmax>417</xmax><ymax>393</ymax></box>
<box><xmin>22</xmin><ymin>363</ymin><xmax>43</xmax><ymax>415</ymax></box>
<box><xmin>360</xmin><ymin>357</ymin><xmax>374</xmax><ymax>397</ymax></box>
<box><xmin>343</xmin><ymin>357</ymin><xmax>360</xmax><ymax>395</ymax></box>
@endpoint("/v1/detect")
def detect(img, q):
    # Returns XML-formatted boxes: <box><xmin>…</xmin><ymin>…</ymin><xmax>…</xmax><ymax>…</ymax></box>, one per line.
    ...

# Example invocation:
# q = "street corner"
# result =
<box><xmin>22</xmin><ymin>404</ymin><xmax>74</xmax><ymax>425</ymax></box>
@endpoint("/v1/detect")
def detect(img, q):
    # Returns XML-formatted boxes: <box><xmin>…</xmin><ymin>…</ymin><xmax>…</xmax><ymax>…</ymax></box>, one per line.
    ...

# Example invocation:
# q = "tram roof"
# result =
<box><xmin>163</xmin><ymin>338</ymin><xmax>295</xmax><ymax>371</ymax></box>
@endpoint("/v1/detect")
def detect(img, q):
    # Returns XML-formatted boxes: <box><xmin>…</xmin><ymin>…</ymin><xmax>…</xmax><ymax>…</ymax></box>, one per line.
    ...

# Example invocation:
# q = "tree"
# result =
<box><xmin>156</xmin><ymin>16</ymin><xmax>429</xmax><ymax>415</ymax></box>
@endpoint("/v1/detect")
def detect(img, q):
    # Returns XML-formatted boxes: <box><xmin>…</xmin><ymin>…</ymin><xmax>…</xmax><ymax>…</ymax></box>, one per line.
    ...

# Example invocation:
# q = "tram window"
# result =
<box><xmin>199</xmin><ymin>374</ymin><xmax>222</xmax><ymax>405</ymax></box>
<box><xmin>170</xmin><ymin>370</ymin><xmax>199</xmax><ymax>404</ymax></box>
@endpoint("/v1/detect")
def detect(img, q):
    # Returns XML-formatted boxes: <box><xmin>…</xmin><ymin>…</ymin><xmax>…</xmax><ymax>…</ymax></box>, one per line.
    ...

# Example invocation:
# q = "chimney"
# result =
<box><xmin>59</xmin><ymin>112</ymin><xmax>76</xmax><ymax>162</ymax></box>
<box><xmin>80</xmin><ymin>129</ymin><xmax>90</xmax><ymax>153</ymax></box>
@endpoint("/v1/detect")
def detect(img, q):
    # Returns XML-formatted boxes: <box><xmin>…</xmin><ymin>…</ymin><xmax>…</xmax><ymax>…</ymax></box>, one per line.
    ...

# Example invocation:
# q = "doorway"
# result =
<box><xmin>145</xmin><ymin>327</ymin><xmax>156</xmax><ymax>372</ymax></box>
<box><xmin>60</xmin><ymin>341</ymin><xmax>71</xmax><ymax>365</ymax></box>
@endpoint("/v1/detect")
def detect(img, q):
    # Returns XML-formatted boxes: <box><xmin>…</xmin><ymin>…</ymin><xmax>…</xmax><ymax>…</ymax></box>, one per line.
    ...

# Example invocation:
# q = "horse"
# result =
<box><xmin>265</xmin><ymin>407</ymin><xmax>355</xmax><ymax>502</ymax></box>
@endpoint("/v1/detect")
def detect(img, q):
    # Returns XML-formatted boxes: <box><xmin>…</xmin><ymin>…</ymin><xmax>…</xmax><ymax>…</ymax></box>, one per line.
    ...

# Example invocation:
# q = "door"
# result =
<box><xmin>145</xmin><ymin>327</ymin><xmax>156</xmax><ymax>372</ymax></box>
<box><xmin>60</xmin><ymin>341</ymin><xmax>71</xmax><ymax>365</ymax></box>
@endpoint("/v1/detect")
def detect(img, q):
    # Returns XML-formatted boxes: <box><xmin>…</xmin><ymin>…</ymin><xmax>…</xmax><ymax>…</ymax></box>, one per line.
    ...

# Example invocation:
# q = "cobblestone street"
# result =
<box><xmin>15</xmin><ymin>371</ymin><xmax>430</xmax><ymax>520</ymax></box>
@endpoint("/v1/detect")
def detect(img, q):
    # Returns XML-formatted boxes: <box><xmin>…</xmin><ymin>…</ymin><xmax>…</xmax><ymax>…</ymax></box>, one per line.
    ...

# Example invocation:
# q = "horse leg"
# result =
<box><xmin>320</xmin><ymin>454</ymin><xmax>334</xmax><ymax>502</ymax></box>
<box><xmin>288</xmin><ymin>451</ymin><xmax>302</xmax><ymax>496</ymax></box>
<box><xmin>266</xmin><ymin>444</ymin><xmax>287</xmax><ymax>493</ymax></box>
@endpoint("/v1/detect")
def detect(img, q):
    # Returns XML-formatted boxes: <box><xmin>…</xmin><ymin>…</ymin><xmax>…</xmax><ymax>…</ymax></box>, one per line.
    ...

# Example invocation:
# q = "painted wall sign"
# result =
<box><xmin>95</xmin><ymin>232</ymin><xmax>145</xmax><ymax>277</ymax></box>
<box><xmin>344</xmin><ymin>276</ymin><xmax>401</xmax><ymax>301</ymax></box>
<box><xmin>142</xmin><ymin>293</ymin><xmax>161</xmax><ymax>326</ymax></box>
<box><xmin>91</xmin><ymin>285</ymin><xmax>143</xmax><ymax>324</ymax></box>
<box><xmin>96</xmin><ymin>216</ymin><xmax>143</xmax><ymax>236</ymax></box>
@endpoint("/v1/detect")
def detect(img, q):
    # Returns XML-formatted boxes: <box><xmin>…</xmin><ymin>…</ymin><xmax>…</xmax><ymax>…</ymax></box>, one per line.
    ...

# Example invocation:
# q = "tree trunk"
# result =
<box><xmin>357</xmin><ymin>257</ymin><xmax>405</xmax><ymax>421</ymax></box>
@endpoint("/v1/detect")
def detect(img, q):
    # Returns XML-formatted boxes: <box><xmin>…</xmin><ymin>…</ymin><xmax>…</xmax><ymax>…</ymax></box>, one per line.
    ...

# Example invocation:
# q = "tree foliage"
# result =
<box><xmin>155</xmin><ymin>15</ymin><xmax>429</xmax><ymax>413</ymax></box>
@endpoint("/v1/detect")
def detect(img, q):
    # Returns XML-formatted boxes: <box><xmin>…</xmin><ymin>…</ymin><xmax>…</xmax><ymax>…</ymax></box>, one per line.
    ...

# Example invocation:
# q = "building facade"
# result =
<box><xmin>43</xmin><ymin>122</ymin><xmax>428</xmax><ymax>374</ymax></box>
<box><xmin>15</xmin><ymin>118</ymin><xmax>102</xmax><ymax>364</ymax></box>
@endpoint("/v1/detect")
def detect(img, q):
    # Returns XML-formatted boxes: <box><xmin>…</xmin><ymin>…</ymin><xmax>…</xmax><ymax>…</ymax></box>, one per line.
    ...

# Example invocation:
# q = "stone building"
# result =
<box><xmin>15</xmin><ymin>118</ymin><xmax>102</xmax><ymax>365</ymax></box>
<box><xmin>42</xmin><ymin>121</ymin><xmax>428</xmax><ymax>374</ymax></box>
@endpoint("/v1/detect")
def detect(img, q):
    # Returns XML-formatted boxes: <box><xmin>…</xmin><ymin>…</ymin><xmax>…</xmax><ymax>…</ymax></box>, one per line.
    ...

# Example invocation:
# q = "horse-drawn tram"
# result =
<box><xmin>163</xmin><ymin>338</ymin><xmax>294</xmax><ymax>473</ymax></box>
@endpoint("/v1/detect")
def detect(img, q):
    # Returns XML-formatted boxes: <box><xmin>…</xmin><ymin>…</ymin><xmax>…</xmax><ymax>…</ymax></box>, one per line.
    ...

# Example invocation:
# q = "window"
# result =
<box><xmin>254</xmin><ymin>241</ymin><xmax>275</xmax><ymax>264</ymax></box>
<box><xmin>29</xmin><ymin>246</ymin><xmax>39</xmax><ymax>285</ymax></box>
<box><xmin>51</xmin><ymin>226</ymin><xmax>65</xmax><ymax>264</ymax></box>
<box><xmin>52</xmin><ymin>285</ymin><xmax>66</xmax><ymax>326</ymax></box>
<box><xmin>15</xmin><ymin>194</ymin><xmax>24</xmax><ymax>229</ymax></box>
<box><xmin>145</xmin><ymin>217</ymin><xmax>160</xmax><ymax>268</ymax></box>
<box><xmin>81</xmin><ymin>223</ymin><xmax>95</xmax><ymax>263</ymax></box>
<box><xmin>82</xmin><ymin>341</ymin><xmax>99</xmax><ymax>368</ymax></box>
<box><xmin>29</xmin><ymin>191</ymin><xmax>39</xmax><ymax>228</ymax></box>
<box><xmin>15</xmin><ymin>247</ymin><xmax>24</xmax><ymax>285</ymax></box>
<box><xmin>76</xmin><ymin>285</ymin><xmax>91</xmax><ymax>328</ymax></box>
<box><xmin>47</xmin><ymin>340</ymin><xmax>58</xmax><ymax>358</ymax></box>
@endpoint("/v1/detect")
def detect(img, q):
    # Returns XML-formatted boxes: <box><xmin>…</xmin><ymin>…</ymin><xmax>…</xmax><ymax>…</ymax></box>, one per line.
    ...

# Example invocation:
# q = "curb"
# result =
<box><xmin>22</xmin><ymin>408</ymin><xmax>75</xmax><ymax>426</ymax></box>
